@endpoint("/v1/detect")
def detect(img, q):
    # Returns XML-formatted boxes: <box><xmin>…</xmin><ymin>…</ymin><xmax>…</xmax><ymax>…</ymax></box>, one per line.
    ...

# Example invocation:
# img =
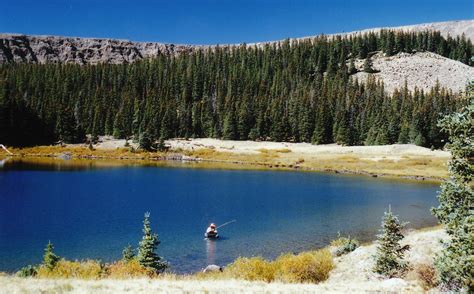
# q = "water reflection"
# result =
<box><xmin>0</xmin><ymin>157</ymin><xmax>9</xmax><ymax>167</ymax></box>
<box><xmin>0</xmin><ymin>157</ymin><xmax>270</xmax><ymax>173</ymax></box>
<box><xmin>206</xmin><ymin>239</ymin><xmax>216</xmax><ymax>265</ymax></box>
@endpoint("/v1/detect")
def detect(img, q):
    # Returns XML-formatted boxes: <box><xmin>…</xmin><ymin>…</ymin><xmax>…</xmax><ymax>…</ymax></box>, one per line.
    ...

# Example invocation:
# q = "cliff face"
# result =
<box><xmin>0</xmin><ymin>20</ymin><xmax>472</xmax><ymax>65</ymax></box>
<box><xmin>0</xmin><ymin>34</ymin><xmax>201</xmax><ymax>65</ymax></box>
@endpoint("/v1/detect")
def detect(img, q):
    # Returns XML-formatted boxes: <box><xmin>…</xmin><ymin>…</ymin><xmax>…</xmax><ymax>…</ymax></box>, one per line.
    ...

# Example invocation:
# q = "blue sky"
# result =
<box><xmin>1</xmin><ymin>0</ymin><xmax>472</xmax><ymax>44</ymax></box>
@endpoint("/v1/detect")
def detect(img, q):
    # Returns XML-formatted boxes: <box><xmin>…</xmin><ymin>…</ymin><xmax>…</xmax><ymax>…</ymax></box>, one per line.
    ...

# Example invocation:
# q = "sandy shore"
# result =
<box><xmin>84</xmin><ymin>136</ymin><xmax>449</xmax><ymax>159</ymax></box>
<box><xmin>1</xmin><ymin>227</ymin><xmax>446</xmax><ymax>293</ymax></box>
<box><xmin>3</xmin><ymin>137</ymin><xmax>450</xmax><ymax>181</ymax></box>
<box><xmin>166</xmin><ymin>138</ymin><xmax>448</xmax><ymax>158</ymax></box>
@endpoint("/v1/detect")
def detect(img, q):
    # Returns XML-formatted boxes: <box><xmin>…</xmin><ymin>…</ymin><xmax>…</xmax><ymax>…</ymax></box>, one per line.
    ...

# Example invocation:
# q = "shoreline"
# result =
<box><xmin>1</xmin><ymin>225</ymin><xmax>446</xmax><ymax>293</ymax></box>
<box><xmin>1</xmin><ymin>139</ymin><xmax>450</xmax><ymax>183</ymax></box>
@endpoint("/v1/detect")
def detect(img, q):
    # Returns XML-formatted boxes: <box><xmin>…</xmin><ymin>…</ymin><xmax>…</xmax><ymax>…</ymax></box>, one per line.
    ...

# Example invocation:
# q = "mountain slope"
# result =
<box><xmin>332</xmin><ymin>19</ymin><xmax>474</xmax><ymax>41</ymax></box>
<box><xmin>0</xmin><ymin>20</ymin><xmax>472</xmax><ymax>65</ymax></box>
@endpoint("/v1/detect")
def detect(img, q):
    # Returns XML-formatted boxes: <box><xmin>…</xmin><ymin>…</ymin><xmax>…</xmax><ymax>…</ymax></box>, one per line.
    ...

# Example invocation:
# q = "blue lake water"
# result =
<box><xmin>0</xmin><ymin>159</ymin><xmax>440</xmax><ymax>273</ymax></box>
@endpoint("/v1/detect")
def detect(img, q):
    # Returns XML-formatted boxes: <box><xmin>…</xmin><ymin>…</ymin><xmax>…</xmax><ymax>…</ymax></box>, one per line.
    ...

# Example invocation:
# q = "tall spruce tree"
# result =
<box><xmin>374</xmin><ymin>207</ymin><xmax>409</xmax><ymax>277</ymax></box>
<box><xmin>432</xmin><ymin>84</ymin><xmax>473</xmax><ymax>291</ymax></box>
<box><xmin>137</xmin><ymin>212</ymin><xmax>167</xmax><ymax>273</ymax></box>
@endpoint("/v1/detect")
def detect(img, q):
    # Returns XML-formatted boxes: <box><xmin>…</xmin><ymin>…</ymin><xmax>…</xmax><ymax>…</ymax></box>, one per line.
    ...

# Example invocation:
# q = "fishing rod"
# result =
<box><xmin>217</xmin><ymin>219</ymin><xmax>236</xmax><ymax>229</ymax></box>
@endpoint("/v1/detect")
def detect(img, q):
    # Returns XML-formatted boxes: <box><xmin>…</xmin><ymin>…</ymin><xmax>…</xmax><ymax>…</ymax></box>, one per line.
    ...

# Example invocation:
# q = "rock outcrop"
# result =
<box><xmin>353</xmin><ymin>51</ymin><xmax>474</xmax><ymax>93</ymax></box>
<box><xmin>0</xmin><ymin>34</ymin><xmax>202</xmax><ymax>65</ymax></box>
<box><xmin>0</xmin><ymin>20</ymin><xmax>472</xmax><ymax>65</ymax></box>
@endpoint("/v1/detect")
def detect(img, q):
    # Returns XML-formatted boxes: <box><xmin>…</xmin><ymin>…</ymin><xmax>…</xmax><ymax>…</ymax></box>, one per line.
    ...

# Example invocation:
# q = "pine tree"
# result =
<box><xmin>348</xmin><ymin>58</ymin><xmax>357</xmax><ymax>75</ymax></box>
<box><xmin>432</xmin><ymin>86</ymin><xmax>473</xmax><ymax>291</ymax></box>
<box><xmin>335</xmin><ymin>110</ymin><xmax>353</xmax><ymax>146</ymax></box>
<box><xmin>43</xmin><ymin>241</ymin><xmax>60</xmax><ymax>271</ymax></box>
<box><xmin>138</xmin><ymin>130</ymin><xmax>153</xmax><ymax>151</ymax></box>
<box><xmin>223</xmin><ymin>108</ymin><xmax>238</xmax><ymax>140</ymax></box>
<box><xmin>397</xmin><ymin>123</ymin><xmax>410</xmax><ymax>144</ymax></box>
<box><xmin>137</xmin><ymin>212</ymin><xmax>167</xmax><ymax>273</ymax></box>
<box><xmin>56</xmin><ymin>106</ymin><xmax>79</xmax><ymax>143</ymax></box>
<box><xmin>363</xmin><ymin>56</ymin><xmax>377</xmax><ymax>73</ymax></box>
<box><xmin>113</xmin><ymin>111</ymin><xmax>126</xmax><ymax>139</ymax></box>
<box><xmin>374</xmin><ymin>207</ymin><xmax>409</xmax><ymax>277</ymax></box>
<box><xmin>122</xmin><ymin>244</ymin><xmax>135</xmax><ymax>262</ymax></box>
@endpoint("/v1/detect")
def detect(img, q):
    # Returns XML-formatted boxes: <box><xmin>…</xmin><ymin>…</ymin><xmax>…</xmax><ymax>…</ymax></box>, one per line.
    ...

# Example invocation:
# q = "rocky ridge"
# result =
<box><xmin>1</xmin><ymin>20</ymin><xmax>472</xmax><ymax>65</ymax></box>
<box><xmin>0</xmin><ymin>34</ymin><xmax>202</xmax><ymax>65</ymax></box>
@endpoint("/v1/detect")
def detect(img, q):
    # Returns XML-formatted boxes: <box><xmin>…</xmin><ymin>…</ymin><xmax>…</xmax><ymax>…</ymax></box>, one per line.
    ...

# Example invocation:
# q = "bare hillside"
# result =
<box><xmin>333</xmin><ymin>19</ymin><xmax>474</xmax><ymax>41</ymax></box>
<box><xmin>353</xmin><ymin>51</ymin><xmax>474</xmax><ymax>93</ymax></box>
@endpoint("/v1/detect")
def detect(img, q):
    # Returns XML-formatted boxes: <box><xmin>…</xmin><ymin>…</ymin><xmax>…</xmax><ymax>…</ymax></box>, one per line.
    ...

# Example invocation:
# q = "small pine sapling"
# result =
<box><xmin>137</xmin><ymin>212</ymin><xmax>168</xmax><ymax>273</ymax></box>
<box><xmin>374</xmin><ymin>207</ymin><xmax>410</xmax><ymax>277</ymax></box>
<box><xmin>43</xmin><ymin>241</ymin><xmax>60</xmax><ymax>271</ymax></box>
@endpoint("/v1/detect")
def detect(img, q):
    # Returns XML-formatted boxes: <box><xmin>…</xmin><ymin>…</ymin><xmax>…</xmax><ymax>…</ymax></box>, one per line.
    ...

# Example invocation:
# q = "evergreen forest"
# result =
<box><xmin>0</xmin><ymin>30</ymin><xmax>472</xmax><ymax>147</ymax></box>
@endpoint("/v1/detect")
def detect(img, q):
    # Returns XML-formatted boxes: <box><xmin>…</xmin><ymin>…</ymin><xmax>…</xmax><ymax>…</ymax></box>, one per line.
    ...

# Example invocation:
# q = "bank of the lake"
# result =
<box><xmin>2</xmin><ymin>138</ymin><xmax>450</xmax><ymax>182</ymax></box>
<box><xmin>0</xmin><ymin>227</ymin><xmax>446</xmax><ymax>294</ymax></box>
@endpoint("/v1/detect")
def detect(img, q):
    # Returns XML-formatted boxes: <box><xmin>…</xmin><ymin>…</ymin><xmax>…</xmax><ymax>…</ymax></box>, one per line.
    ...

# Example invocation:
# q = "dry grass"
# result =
<box><xmin>274</xmin><ymin>148</ymin><xmax>292</xmax><ymax>153</ymax></box>
<box><xmin>415</xmin><ymin>263</ymin><xmax>438</xmax><ymax>290</ymax></box>
<box><xmin>106</xmin><ymin>260</ymin><xmax>155</xmax><ymax>279</ymax></box>
<box><xmin>37</xmin><ymin>260</ymin><xmax>103</xmax><ymax>280</ymax></box>
<box><xmin>34</xmin><ymin>258</ymin><xmax>162</xmax><ymax>280</ymax></box>
<box><xmin>186</xmin><ymin>148</ymin><xmax>448</xmax><ymax>180</ymax></box>
<box><xmin>8</xmin><ymin>145</ymin><xmax>164</xmax><ymax>160</ymax></box>
<box><xmin>223</xmin><ymin>249</ymin><xmax>334</xmax><ymax>284</ymax></box>
<box><xmin>225</xmin><ymin>257</ymin><xmax>275</xmax><ymax>282</ymax></box>
<box><xmin>274</xmin><ymin>250</ymin><xmax>334</xmax><ymax>283</ymax></box>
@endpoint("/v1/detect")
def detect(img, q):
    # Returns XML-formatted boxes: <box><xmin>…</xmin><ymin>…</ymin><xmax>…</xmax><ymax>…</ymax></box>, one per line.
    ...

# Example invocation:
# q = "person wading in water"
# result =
<box><xmin>205</xmin><ymin>223</ymin><xmax>218</xmax><ymax>238</ymax></box>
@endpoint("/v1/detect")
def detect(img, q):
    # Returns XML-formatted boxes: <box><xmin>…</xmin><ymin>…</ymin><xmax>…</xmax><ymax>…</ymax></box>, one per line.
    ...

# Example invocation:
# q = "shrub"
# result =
<box><xmin>330</xmin><ymin>232</ymin><xmax>347</xmax><ymax>247</ymax></box>
<box><xmin>225</xmin><ymin>257</ymin><xmax>275</xmax><ymax>282</ymax></box>
<box><xmin>274</xmin><ymin>249</ymin><xmax>334</xmax><ymax>283</ymax></box>
<box><xmin>107</xmin><ymin>259</ymin><xmax>154</xmax><ymax>279</ymax></box>
<box><xmin>226</xmin><ymin>250</ymin><xmax>334</xmax><ymax>284</ymax></box>
<box><xmin>37</xmin><ymin>259</ymin><xmax>103</xmax><ymax>279</ymax></box>
<box><xmin>416</xmin><ymin>263</ymin><xmax>438</xmax><ymax>290</ymax></box>
<box><xmin>16</xmin><ymin>265</ymin><xmax>38</xmax><ymax>277</ymax></box>
<box><xmin>334</xmin><ymin>237</ymin><xmax>360</xmax><ymax>256</ymax></box>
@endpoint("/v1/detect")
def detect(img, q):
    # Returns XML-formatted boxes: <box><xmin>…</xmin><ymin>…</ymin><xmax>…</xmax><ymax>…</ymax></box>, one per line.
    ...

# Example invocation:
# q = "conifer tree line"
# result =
<box><xmin>0</xmin><ymin>30</ymin><xmax>471</xmax><ymax>147</ymax></box>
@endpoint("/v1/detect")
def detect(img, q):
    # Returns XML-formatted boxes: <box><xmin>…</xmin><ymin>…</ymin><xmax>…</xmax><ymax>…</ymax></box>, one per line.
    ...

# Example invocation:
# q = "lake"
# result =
<box><xmin>0</xmin><ymin>159</ymin><xmax>440</xmax><ymax>273</ymax></box>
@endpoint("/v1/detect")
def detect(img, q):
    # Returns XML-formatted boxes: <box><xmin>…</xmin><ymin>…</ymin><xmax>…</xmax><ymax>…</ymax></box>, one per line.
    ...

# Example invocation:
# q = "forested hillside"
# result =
<box><xmin>0</xmin><ymin>30</ymin><xmax>472</xmax><ymax>147</ymax></box>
